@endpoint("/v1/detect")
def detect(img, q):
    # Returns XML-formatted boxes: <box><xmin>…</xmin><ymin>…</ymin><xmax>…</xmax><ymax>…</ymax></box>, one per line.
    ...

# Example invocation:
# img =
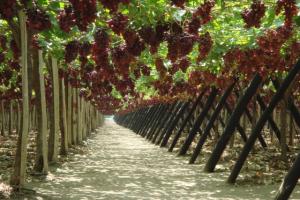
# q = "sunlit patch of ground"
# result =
<box><xmin>24</xmin><ymin>120</ymin><xmax>300</xmax><ymax>200</ymax></box>
<box><xmin>0</xmin><ymin>182</ymin><xmax>12</xmax><ymax>199</ymax></box>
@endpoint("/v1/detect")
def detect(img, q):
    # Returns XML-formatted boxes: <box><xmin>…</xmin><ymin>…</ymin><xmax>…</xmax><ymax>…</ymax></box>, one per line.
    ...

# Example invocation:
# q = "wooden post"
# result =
<box><xmin>1</xmin><ymin>101</ymin><xmax>5</xmax><ymax>136</ymax></box>
<box><xmin>72</xmin><ymin>88</ymin><xmax>77</xmax><ymax>144</ymax></box>
<box><xmin>77</xmin><ymin>89</ymin><xmax>82</xmax><ymax>143</ymax></box>
<box><xmin>33</xmin><ymin>50</ymin><xmax>49</xmax><ymax>173</ymax></box>
<box><xmin>189</xmin><ymin>82</ymin><xmax>235</xmax><ymax>163</ymax></box>
<box><xmin>160</xmin><ymin>101</ymin><xmax>190</xmax><ymax>147</ymax></box>
<box><xmin>67</xmin><ymin>82</ymin><xmax>72</xmax><ymax>145</ymax></box>
<box><xmin>60</xmin><ymin>77</ymin><xmax>68</xmax><ymax>155</ymax></box>
<box><xmin>82</xmin><ymin>100</ymin><xmax>87</xmax><ymax>140</ymax></box>
<box><xmin>275</xmin><ymin>150</ymin><xmax>300</xmax><ymax>200</ymax></box>
<box><xmin>10</xmin><ymin>10</ymin><xmax>29</xmax><ymax>187</ymax></box>
<box><xmin>178</xmin><ymin>88</ymin><xmax>218</xmax><ymax>155</ymax></box>
<box><xmin>168</xmin><ymin>90</ymin><xmax>205</xmax><ymax>152</ymax></box>
<box><xmin>227</xmin><ymin>60</ymin><xmax>300</xmax><ymax>184</ymax></box>
<box><xmin>48</xmin><ymin>57</ymin><xmax>60</xmax><ymax>163</ymax></box>
<box><xmin>9</xmin><ymin>101</ymin><xmax>13</xmax><ymax>135</ymax></box>
<box><xmin>204</xmin><ymin>73</ymin><xmax>262</xmax><ymax>172</ymax></box>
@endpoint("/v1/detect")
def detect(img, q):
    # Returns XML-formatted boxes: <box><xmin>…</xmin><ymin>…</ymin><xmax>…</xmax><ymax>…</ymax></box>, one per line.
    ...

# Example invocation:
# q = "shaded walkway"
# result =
<box><xmin>29</xmin><ymin>120</ymin><xmax>300</xmax><ymax>199</ymax></box>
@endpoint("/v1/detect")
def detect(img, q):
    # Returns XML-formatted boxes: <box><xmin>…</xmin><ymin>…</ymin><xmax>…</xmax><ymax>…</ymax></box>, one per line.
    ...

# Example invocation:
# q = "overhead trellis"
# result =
<box><xmin>0</xmin><ymin>0</ymin><xmax>299</xmax><ymax>115</ymax></box>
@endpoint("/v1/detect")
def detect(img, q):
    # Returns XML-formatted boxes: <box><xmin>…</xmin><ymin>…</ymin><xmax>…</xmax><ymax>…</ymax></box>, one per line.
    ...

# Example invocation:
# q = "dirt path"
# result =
<box><xmin>27</xmin><ymin>120</ymin><xmax>300</xmax><ymax>200</ymax></box>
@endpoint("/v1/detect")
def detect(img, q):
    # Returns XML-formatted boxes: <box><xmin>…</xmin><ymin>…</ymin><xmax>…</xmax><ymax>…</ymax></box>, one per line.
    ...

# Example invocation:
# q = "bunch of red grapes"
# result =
<box><xmin>257</xmin><ymin>25</ymin><xmax>292</xmax><ymax>55</ymax></box>
<box><xmin>133</xmin><ymin>67</ymin><xmax>141</xmax><ymax>79</ymax></box>
<box><xmin>68</xmin><ymin>0</ymin><xmax>97</xmax><ymax>31</ymax></box>
<box><xmin>155</xmin><ymin>57</ymin><xmax>167</xmax><ymax>78</ymax></box>
<box><xmin>58</xmin><ymin>6</ymin><xmax>76</xmax><ymax>33</ymax></box>
<box><xmin>10</xmin><ymin>40</ymin><xmax>20</xmax><ymax>60</ymax></box>
<box><xmin>188</xmin><ymin>18</ymin><xmax>201</xmax><ymax>35</ymax></box>
<box><xmin>0</xmin><ymin>0</ymin><xmax>16</xmax><ymax>20</ymax></box>
<box><xmin>286</xmin><ymin>41</ymin><xmax>300</xmax><ymax>67</ymax></box>
<box><xmin>241</xmin><ymin>0</ymin><xmax>266</xmax><ymax>28</ymax></box>
<box><xmin>223</xmin><ymin>48</ymin><xmax>243</xmax><ymax>71</ymax></box>
<box><xmin>108</xmin><ymin>13</ymin><xmax>128</xmax><ymax>35</ymax></box>
<box><xmin>256</xmin><ymin>25</ymin><xmax>293</xmax><ymax>72</ymax></box>
<box><xmin>197</xmin><ymin>32</ymin><xmax>213</xmax><ymax>62</ymax></box>
<box><xmin>122</xmin><ymin>29</ymin><xmax>145</xmax><ymax>57</ymax></box>
<box><xmin>139</xmin><ymin>23</ymin><xmax>169</xmax><ymax>54</ymax></box>
<box><xmin>79</xmin><ymin>42</ymin><xmax>92</xmax><ymax>66</ymax></box>
<box><xmin>141</xmin><ymin>65</ymin><xmax>151</xmax><ymax>76</ymax></box>
<box><xmin>79</xmin><ymin>42</ymin><xmax>92</xmax><ymax>57</ymax></box>
<box><xmin>188</xmin><ymin>70</ymin><xmax>216</xmax><ymax>86</ymax></box>
<box><xmin>167</xmin><ymin>32</ymin><xmax>196</xmax><ymax>63</ymax></box>
<box><xmin>26</xmin><ymin>7</ymin><xmax>52</xmax><ymax>32</ymax></box>
<box><xmin>99</xmin><ymin>0</ymin><xmax>130</xmax><ymax>13</ymax></box>
<box><xmin>0</xmin><ymin>35</ymin><xmax>7</xmax><ymax>50</ymax></box>
<box><xmin>193</xmin><ymin>0</ymin><xmax>215</xmax><ymax>25</ymax></box>
<box><xmin>65</xmin><ymin>40</ymin><xmax>80</xmax><ymax>63</ymax></box>
<box><xmin>275</xmin><ymin>0</ymin><xmax>298</xmax><ymax>26</ymax></box>
<box><xmin>0</xmin><ymin>52</ymin><xmax>5</xmax><ymax>64</ymax></box>
<box><xmin>169</xmin><ymin>82</ymin><xmax>190</xmax><ymax>96</ymax></box>
<box><xmin>178</xmin><ymin>57</ymin><xmax>190</xmax><ymax>72</ymax></box>
<box><xmin>153</xmin><ymin>80</ymin><xmax>171</xmax><ymax>96</ymax></box>
<box><xmin>171</xmin><ymin>0</ymin><xmax>186</xmax><ymax>8</ymax></box>
<box><xmin>92</xmin><ymin>29</ymin><xmax>110</xmax><ymax>68</ymax></box>
<box><xmin>98</xmin><ymin>66</ymin><xmax>115</xmax><ymax>82</ymax></box>
<box><xmin>111</xmin><ymin>45</ymin><xmax>133</xmax><ymax>76</ymax></box>
<box><xmin>187</xmin><ymin>0</ymin><xmax>215</xmax><ymax>34</ymax></box>
<box><xmin>222</xmin><ymin>24</ymin><xmax>294</xmax><ymax>79</ymax></box>
<box><xmin>9</xmin><ymin>60</ymin><xmax>20</xmax><ymax>71</ymax></box>
<box><xmin>169</xmin><ymin>57</ymin><xmax>190</xmax><ymax>75</ymax></box>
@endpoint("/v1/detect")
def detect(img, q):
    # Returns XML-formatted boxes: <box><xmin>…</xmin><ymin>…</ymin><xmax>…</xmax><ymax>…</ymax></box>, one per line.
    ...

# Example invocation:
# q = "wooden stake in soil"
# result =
<box><xmin>48</xmin><ymin>57</ymin><xmax>60</xmax><ymax>163</ymax></box>
<box><xmin>10</xmin><ymin>10</ymin><xmax>29</xmax><ymax>187</ymax></box>
<box><xmin>227</xmin><ymin>60</ymin><xmax>300</xmax><ymax>184</ymax></box>
<box><xmin>204</xmin><ymin>73</ymin><xmax>262</xmax><ymax>172</ymax></box>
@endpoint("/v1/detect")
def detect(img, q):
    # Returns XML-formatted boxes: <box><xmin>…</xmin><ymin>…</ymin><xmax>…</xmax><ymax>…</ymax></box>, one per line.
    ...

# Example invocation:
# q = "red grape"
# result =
<box><xmin>65</xmin><ymin>40</ymin><xmax>80</xmax><ymax>63</ymax></box>
<box><xmin>26</xmin><ymin>7</ymin><xmax>52</xmax><ymax>32</ymax></box>
<box><xmin>241</xmin><ymin>0</ymin><xmax>266</xmax><ymax>28</ymax></box>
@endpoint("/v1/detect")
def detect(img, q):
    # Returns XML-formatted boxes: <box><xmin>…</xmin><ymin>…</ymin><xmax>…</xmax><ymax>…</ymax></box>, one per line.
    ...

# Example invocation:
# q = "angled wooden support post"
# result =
<box><xmin>227</xmin><ymin>60</ymin><xmax>300</xmax><ymax>184</ymax></box>
<box><xmin>189</xmin><ymin>82</ymin><xmax>236</xmax><ymax>164</ymax></box>
<box><xmin>178</xmin><ymin>87</ymin><xmax>218</xmax><ymax>156</ymax></box>
<box><xmin>146</xmin><ymin>105</ymin><xmax>166</xmax><ymax>139</ymax></box>
<box><xmin>141</xmin><ymin>105</ymin><xmax>159</xmax><ymax>136</ymax></box>
<box><xmin>131</xmin><ymin>109</ymin><xmax>144</xmax><ymax>132</ymax></box>
<box><xmin>154</xmin><ymin>102</ymin><xmax>183</xmax><ymax>144</ymax></box>
<box><xmin>204</xmin><ymin>73</ymin><xmax>262</xmax><ymax>172</ymax></box>
<box><xmin>287</xmin><ymin>100</ymin><xmax>300</xmax><ymax>130</ymax></box>
<box><xmin>223</xmin><ymin>103</ymin><xmax>248</xmax><ymax>143</ymax></box>
<box><xmin>168</xmin><ymin>89</ymin><xmax>206</xmax><ymax>152</ymax></box>
<box><xmin>140</xmin><ymin>105</ymin><xmax>160</xmax><ymax>137</ymax></box>
<box><xmin>272</xmin><ymin>79</ymin><xmax>300</xmax><ymax>129</ymax></box>
<box><xmin>145</xmin><ymin>105</ymin><xmax>166</xmax><ymax>139</ymax></box>
<box><xmin>275</xmin><ymin>150</ymin><xmax>300</xmax><ymax>200</ymax></box>
<box><xmin>151</xmin><ymin>103</ymin><xmax>177</xmax><ymax>142</ymax></box>
<box><xmin>256</xmin><ymin>94</ymin><xmax>287</xmax><ymax>148</ymax></box>
<box><xmin>135</xmin><ymin>107</ymin><xmax>150</xmax><ymax>134</ymax></box>
<box><xmin>160</xmin><ymin>101</ymin><xmax>190</xmax><ymax>147</ymax></box>
<box><xmin>234</xmin><ymin>90</ymin><xmax>267</xmax><ymax>147</ymax></box>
